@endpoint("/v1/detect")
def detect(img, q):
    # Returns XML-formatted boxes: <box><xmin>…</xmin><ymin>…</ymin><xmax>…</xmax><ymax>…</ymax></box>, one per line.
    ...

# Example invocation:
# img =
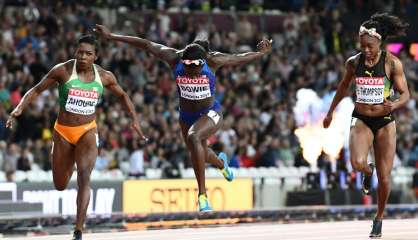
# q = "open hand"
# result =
<box><xmin>256</xmin><ymin>39</ymin><xmax>273</xmax><ymax>54</ymax></box>
<box><xmin>383</xmin><ymin>99</ymin><xmax>396</xmax><ymax>114</ymax></box>
<box><xmin>131</xmin><ymin>121</ymin><xmax>148</xmax><ymax>142</ymax></box>
<box><xmin>6</xmin><ymin>108</ymin><xmax>23</xmax><ymax>129</ymax></box>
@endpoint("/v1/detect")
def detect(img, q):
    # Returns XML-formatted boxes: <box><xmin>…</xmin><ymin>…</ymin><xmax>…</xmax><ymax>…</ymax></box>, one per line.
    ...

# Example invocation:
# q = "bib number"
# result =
<box><xmin>65</xmin><ymin>88</ymin><xmax>99</xmax><ymax>115</ymax></box>
<box><xmin>176</xmin><ymin>76</ymin><xmax>211</xmax><ymax>100</ymax></box>
<box><xmin>355</xmin><ymin>77</ymin><xmax>384</xmax><ymax>104</ymax></box>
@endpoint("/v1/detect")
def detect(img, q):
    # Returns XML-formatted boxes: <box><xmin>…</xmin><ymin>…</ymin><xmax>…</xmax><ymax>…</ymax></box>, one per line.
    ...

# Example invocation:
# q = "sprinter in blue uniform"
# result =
<box><xmin>95</xmin><ymin>24</ymin><xmax>272</xmax><ymax>211</ymax></box>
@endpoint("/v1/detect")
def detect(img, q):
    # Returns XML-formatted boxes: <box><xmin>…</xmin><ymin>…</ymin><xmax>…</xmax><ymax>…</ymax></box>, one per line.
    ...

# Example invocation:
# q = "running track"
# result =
<box><xmin>6</xmin><ymin>218</ymin><xmax>418</xmax><ymax>240</ymax></box>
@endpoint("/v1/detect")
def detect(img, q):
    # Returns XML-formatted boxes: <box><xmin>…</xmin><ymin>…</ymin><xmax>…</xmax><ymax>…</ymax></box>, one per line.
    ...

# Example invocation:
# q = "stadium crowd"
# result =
<box><xmin>0</xmin><ymin>0</ymin><xmax>417</xmax><ymax>180</ymax></box>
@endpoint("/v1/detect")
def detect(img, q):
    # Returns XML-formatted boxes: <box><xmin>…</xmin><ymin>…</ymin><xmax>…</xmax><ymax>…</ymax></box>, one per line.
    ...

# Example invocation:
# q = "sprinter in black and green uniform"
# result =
<box><xmin>6</xmin><ymin>35</ymin><xmax>147</xmax><ymax>240</ymax></box>
<box><xmin>323</xmin><ymin>13</ymin><xmax>409</xmax><ymax>238</ymax></box>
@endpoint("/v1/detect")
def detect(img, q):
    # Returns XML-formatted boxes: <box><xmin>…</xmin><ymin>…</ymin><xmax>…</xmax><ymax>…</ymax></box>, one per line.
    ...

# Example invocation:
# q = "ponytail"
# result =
<box><xmin>361</xmin><ymin>13</ymin><xmax>409</xmax><ymax>41</ymax></box>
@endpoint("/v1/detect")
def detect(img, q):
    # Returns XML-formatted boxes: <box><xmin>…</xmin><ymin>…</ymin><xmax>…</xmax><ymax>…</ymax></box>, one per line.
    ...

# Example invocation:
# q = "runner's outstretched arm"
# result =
<box><xmin>208</xmin><ymin>39</ymin><xmax>272</xmax><ymax>71</ymax></box>
<box><xmin>94</xmin><ymin>24</ymin><xmax>179</xmax><ymax>67</ymax></box>
<box><xmin>102</xmin><ymin>70</ymin><xmax>148</xmax><ymax>141</ymax></box>
<box><xmin>6</xmin><ymin>63</ymin><xmax>63</xmax><ymax>128</ymax></box>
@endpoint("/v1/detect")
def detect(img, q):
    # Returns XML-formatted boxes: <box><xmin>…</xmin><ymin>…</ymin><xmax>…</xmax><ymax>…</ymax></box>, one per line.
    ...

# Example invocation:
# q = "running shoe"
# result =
<box><xmin>198</xmin><ymin>194</ymin><xmax>212</xmax><ymax>212</ymax></box>
<box><xmin>72</xmin><ymin>229</ymin><xmax>82</xmax><ymax>240</ymax></box>
<box><xmin>369</xmin><ymin>218</ymin><xmax>382</xmax><ymax>238</ymax></box>
<box><xmin>218</xmin><ymin>152</ymin><xmax>234</xmax><ymax>182</ymax></box>
<box><xmin>362</xmin><ymin>163</ymin><xmax>375</xmax><ymax>195</ymax></box>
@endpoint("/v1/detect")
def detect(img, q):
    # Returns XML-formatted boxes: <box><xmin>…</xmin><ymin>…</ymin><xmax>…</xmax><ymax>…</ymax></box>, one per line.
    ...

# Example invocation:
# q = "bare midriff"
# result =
<box><xmin>57</xmin><ymin>110</ymin><xmax>96</xmax><ymax>126</ymax></box>
<box><xmin>354</xmin><ymin>103</ymin><xmax>389</xmax><ymax>117</ymax></box>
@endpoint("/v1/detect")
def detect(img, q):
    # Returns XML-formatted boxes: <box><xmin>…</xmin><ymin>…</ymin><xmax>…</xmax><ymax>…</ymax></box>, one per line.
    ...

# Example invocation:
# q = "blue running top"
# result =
<box><xmin>173</xmin><ymin>60</ymin><xmax>216</xmax><ymax>100</ymax></box>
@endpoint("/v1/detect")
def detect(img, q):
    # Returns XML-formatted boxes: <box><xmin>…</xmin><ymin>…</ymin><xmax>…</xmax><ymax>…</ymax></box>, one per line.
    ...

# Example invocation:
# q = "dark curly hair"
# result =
<box><xmin>193</xmin><ymin>39</ymin><xmax>210</xmax><ymax>52</ymax></box>
<box><xmin>361</xmin><ymin>13</ymin><xmax>409</xmax><ymax>41</ymax></box>
<box><xmin>182</xmin><ymin>43</ymin><xmax>207</xmax><ymax>60</ymax></box>
<box><xmin>78</xmin><ymin>34</ymin><xmax>99</xmax><ymax>53</ymax></box>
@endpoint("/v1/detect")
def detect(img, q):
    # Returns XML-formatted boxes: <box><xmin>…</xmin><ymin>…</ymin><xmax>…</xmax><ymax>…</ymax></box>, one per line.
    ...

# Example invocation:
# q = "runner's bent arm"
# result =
<box><xmin>102</xmin><ymin>71</ymin><xmax>147</xmax><ymax>140</ymax></box>
<box><xmin>327</xmin><ymin>58</ymin><xmax>356</xmax><ymax>115</ymax></box>
<box><xmin>323</xmin><ymin>57</ymin><xmax>356</xmax><ymax>128</ymax></box>
<box><xmin>6</xmin><ymin>64</ymin><xmax>63</xmax><ymax>128</ymax></box>
<box><xmin>388</xmin><ymin>56</ymin><xmax>410</xmax><ymax>110</ymax></box>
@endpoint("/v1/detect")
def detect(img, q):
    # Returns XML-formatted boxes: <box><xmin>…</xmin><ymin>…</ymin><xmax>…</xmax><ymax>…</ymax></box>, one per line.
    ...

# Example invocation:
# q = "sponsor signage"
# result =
<box><xmin>15</xmin><ymin>181</ymin><xmax>122</xmax><ymax>215</ymax></box>
<box><xmin>123</xmin><ymin>179</ymin><xmax>253</xmax><ymax>213</ymax></box>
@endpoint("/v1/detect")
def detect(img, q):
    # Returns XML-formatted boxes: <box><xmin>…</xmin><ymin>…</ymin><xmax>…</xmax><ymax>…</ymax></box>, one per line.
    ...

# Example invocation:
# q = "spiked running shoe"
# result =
<box><xmin>369</xmin><ymin>219</ymin><xmax>382</xmax><ymax>238</ymax></box>
<box><xmin>362</xmin><ymin>163</ymin><xmax>375</xmax><ymax>195</ymax></box>
<box><xmin>198</xmin><ymin>194</ymin><xmax>212</xmax><ymax>212</ymax></box>
<box><xmin>72</xmin><ymin>229</ymin><xmax>82</xmax><ymax>240</ymax></box>
<box><xmin>218</xmin><ymin>152</ymin><xmax>234</xmax><ymax>182</ymax></box>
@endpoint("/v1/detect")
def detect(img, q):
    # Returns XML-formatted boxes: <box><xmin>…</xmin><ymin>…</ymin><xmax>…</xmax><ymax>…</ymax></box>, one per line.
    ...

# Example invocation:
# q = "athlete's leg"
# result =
<box><xmin>180</xmin><ymin>124</ymin><xmax>224</xmax><ymax>169</ymax></box>
<box><xmin>180</xmin><ymin>112</ymin><xmax>223</xmax><ymax>196</ymax></box>
<box><xmin>51</xmin><ymin>130</ymin><xmax>75</xmax><ymax>190</ymax></box>
<box><xmin>373</xmin><ymin>121</ymin><xmax>396</xmax><ymax>221</ymax></box>
<box><xmin>205</xmin><ymin>144</ymin><xmax>233</xmax><ymax>181</ymax></box>
<box><xmin>349</xmin><ymin>119</ymin><xmax>374</xmax><ymax>175</ymax></box>
<box><xmin>74</xmin><ymin>129</ymin><xmax>98</xmax><ymax>231</ymax></box>
<box><xmin>205</xmin><ymin>145</ymin><xmax>223</xmax><ymax>169</ymax></box>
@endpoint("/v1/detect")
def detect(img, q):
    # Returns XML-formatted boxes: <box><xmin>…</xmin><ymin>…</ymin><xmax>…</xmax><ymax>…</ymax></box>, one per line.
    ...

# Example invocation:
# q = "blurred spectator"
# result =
<box><xmin>17</xmin><ymin>148</ymin><xmax>33</xmax><ymax>171</ymax></box>
<box><xmin>279</xmin><ymin>139</ymin><xmax>295</xmax><ymax>167</ymax></box>
<box><xmin>0</xmin><ymin>82</ymin><xmax>11</xmax><ymax>109</ymax></box>
<box><xmin>217</xmin><ymin>116</ymin><xmax>238</xmax><ymax>159</ymax></box>
<box><xmin>128</xmin><ymin>141</ymin><xmax>145</xmax><ymax>178</ymax></box>
<box><xmin>0</xmin><ymin>141</ymin><xmax>6</xmax><ymax>170</ymax></box>
<box><xmin>95</xmin><ymin>147</ymin><xmax>112</xmax><ymax>171</ymax></box>
<box><xmin>413</xmin><ymin>171</ymin><xmax>418</xmax><ymax>198</ymax></box>
<box><xmin>0</xmin><ymin>105</ymin><xmax>9</xmax><ymax>140</ymax></box>
<box><xmin>257</xmin><ymin>137</ymin><xmax>280</xmax><ymax>167</ymax></box>
<box><xmin>3</xmin><ymin>143</ymin><xmax>20</xmax><ymax>173</ymax></box>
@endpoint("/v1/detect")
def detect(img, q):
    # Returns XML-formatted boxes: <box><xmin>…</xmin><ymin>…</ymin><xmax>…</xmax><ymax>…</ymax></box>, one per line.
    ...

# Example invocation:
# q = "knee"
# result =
<box><xmin>350</xmin><ymin>157</ymin><xmax>365</xmax><ymax>172</ymax></box>
<box><xmin>54</xmin><ymin>181</ymin><xmax>67</xmax><ymax>191</ymax></box>
<box><xmin>378</xmin><ymin>176</ymin><xmax>391</xmax><ymax>187</ymax></box>
<box><xmin>77</xmin><ymin>169</ymin><xmax>91</xmax><ymax>185</ymax></box>
<box><xmin>53</xmin><ymin>173</ymin><xmax>69</xmax><ymax>191</ymax></box>
<box><xmin>187</xmin><ymin>132</ymin><xmax>201</xmax><ymax>146</ymax></box>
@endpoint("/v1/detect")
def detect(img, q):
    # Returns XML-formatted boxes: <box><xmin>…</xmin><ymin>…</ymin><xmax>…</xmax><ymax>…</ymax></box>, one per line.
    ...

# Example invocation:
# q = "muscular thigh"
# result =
<box><xmin>181</xmin><ymin>111</ymin><xmax>223</xmax><ymax>145</ymax></box>
<box><xmin>52</xmin><ymin>130</ymin><xmax>75</xmax><ymax>176</ymax></box>
<box><xmin>188</xmin><ymin>111</ymin><xmax>223</xmax><ymax>140</ymax></box>
<box><xmin>349</xmin><ymin>119</ymin><xmax>374</xmax><ymax>161</ymax></box>
<box><xmin>373</xmin><ymin>122</ymin><xmax>396</xmax><ymax>177</ymax></box>
<box><xmin>75</xmin><ymin>129</ymin><xmax>98</xmax><ymax>171</ymax></box>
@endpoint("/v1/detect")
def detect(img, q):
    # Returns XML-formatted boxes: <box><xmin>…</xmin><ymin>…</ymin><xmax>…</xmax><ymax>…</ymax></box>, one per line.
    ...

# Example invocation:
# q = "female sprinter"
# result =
<box><xmin>6</xmin><ymin>35</ymin><xmax>147</xmax><ymax>240</ymax></box>
<box><xmin>94</xmin><ymin>24</ymin><xmax>272</xmax><ymax>212</ymax></box>
<box><xmin>323</xmin><ymin>13</ymin><xmax>409</xmax><ymax>238</ymax></box>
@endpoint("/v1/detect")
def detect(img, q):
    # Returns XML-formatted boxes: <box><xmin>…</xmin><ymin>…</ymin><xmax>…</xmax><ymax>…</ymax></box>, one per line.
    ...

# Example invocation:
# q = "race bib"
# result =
<box><xmin>355</xmin><ymin>77</ymin><xmax>384</xmax><ymax>104</ymax></box>
<box><xmin>65</xmin><ymin>88</ymin><xmax>99</xmax><ymax>115</ymax></box>
<box><xmin>176</xmin><ymin>75</ymin><xmax>211</xmax><ymax>100</ymax></box>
